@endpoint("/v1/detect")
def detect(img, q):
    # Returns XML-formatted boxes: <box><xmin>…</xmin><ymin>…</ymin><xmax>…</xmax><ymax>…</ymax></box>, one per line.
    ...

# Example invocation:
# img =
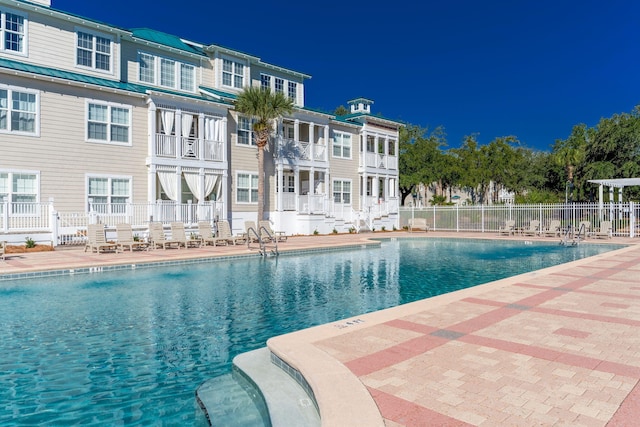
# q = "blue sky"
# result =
<box><xmin>55</xmin><ymin>0</ymin><xmax>640</xmax><ymax>152</ymax></box>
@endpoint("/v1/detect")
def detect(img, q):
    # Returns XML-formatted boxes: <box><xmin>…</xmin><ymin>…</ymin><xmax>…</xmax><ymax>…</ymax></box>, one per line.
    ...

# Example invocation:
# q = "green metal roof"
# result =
<box><xmin>130</xmin><ymin>28</ymin><xmax>206</xmax><ymax>56</ymax></box>
<box><xmin>0</xmin><ymin>57</ymin><xmax>231</xmax><ymax>106</ymax></box>
<box><xmin>337</xmin><ymin>112</ymin><xmax>404</xmax><ymax>126</ymax></box>
<box><xmin>199</xmin><ymin>86</ymin><xmax>237</xmax><ymax>101</ymax></box>
<box><xmin>0</xmin><ymin>57</ymin><xmax>146</xmax><ymax>93</ymax></box>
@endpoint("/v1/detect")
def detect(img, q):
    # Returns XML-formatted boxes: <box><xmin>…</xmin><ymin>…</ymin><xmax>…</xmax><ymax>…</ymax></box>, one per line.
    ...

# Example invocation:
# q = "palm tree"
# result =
<box><xmin>553</xmin><ymin>124</ymin><xmax>588</xmax><ymax>201</ymax></box>
<box><xmin>234</xmin><ymin>86</ymin><xmax>294</xmax><ymax>222</ymax></box>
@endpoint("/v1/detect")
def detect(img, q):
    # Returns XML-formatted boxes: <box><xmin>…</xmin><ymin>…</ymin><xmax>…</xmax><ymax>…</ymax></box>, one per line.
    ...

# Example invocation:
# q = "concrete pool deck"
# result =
<box><xmin>1</xmin><ymin>232</ymin><xmax>639</xmax><ymax>426</ymax></box>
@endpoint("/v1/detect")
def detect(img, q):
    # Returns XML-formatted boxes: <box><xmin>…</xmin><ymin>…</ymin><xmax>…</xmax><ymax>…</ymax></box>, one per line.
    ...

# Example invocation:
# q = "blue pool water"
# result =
<box><xmin>0</xmin><ymin>238</ymin><xmax>623</xmax><ymax>425</ymax></box>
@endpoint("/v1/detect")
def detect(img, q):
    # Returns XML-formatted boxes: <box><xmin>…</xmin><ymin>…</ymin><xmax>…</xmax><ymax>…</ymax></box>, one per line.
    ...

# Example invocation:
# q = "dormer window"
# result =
<box><xmin>137</xmin><ymin>51</ymin><xmax>196</xmax><ymax>92</ymax></box>
<box><xmin>275</xmin><ymin>78</ymin><xmax>284</xmax><ymax>94</ymax></box>
<box><xmin>288</xmin><ymin>82</ymin><xmax>297</xmax><ymax>102</ymax></box>
<box><xmin>76</xmin><ymin>30</ymin><xmax>112</xmax><ymax>72</ymax></box>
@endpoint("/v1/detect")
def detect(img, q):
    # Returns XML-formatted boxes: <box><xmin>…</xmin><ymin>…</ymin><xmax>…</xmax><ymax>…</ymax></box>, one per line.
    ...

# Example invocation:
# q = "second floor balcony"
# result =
<box><xmin>276</xmin><ymin>137</ymin><xmax>328</xmax><ymax>164</ymax></box>
<box><xmin>361</xmin><ymin>151</ymin><xmax>398</xmax><ymax>170</ymax></box>
<box><xmin>154</xmin><ymin>133</ymin><xmax>224</xmax><ymax>162</ymax></box>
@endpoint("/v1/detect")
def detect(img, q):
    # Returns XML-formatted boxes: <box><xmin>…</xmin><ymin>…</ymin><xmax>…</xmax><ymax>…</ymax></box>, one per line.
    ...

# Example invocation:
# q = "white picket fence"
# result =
<box><xmin>400</xmin><ymin>202</ymin><xmax>639</xmax><ymax>238</ymax></box>
<box><xmin>0</xmin><ymin>200</ymin><xmax>224</xmax><ymax>246</ymax></box>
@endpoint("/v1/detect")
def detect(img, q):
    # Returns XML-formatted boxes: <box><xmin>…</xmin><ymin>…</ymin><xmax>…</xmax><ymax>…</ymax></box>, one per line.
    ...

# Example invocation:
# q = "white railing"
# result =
<box><xmin>277</xmin><ymin>138</ymin><xmax>328</xmax><ymax>163</ymax></box>
<box><xmin>0</xmin><ymin>201</ymin><xmax>52</xmax><ymax>231</ymax></box>
<box><xmin>155</xmin><ymin>134</ymin><xmax>224</xmax><ymax>162</ymax></box>
<box><xmin>298</xmin><ymin>194</ymin><xmax>326</xmax><ymax>214</ymax></box>
<box><xmin>361</xmin><ymin>152</ymin><xmax>396</xmax><ymax>170</ymax></box>
<box><xmin>400</xmin><ymin>202</ymin><xmax>639</xmax><ymax>237</ymax></box>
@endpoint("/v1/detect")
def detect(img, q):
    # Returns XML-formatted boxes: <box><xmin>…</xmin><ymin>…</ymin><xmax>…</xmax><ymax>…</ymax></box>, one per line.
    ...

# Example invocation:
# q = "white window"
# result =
<box><xmin>0</xmin><ymin>171</ymin><xmax>39</xmax><ymax>213</ymax></box>
<box><xmin>0</xmin><ymin>85</ymin><xmax>38</xmax><ymax>135</ymax></box>
<box><xmin>222</xmin><ymin>59</ymin><xmax>244</xmax><ymax>88</ymax></box>
<box><xmin>137</xmin><ymin>51</ymin><xmax>196</xmax><ymax>92</ymax></box>
<box><xmin>236</xmin><ymin>172</ymin><xmax>258</xmax><ymax>203</ymax></box>
<box><xmin>180</xmin><ymin>63</ymin><xmax>195</xmax><ymax>91</ymax></box>
<box><xmin>237</xmin><ymin>116</ymin><xmax>255</xmax><ymax>146</ymax></box>
<box><xmin>86</xmin><ymin>101</ymin><xmax>131</xmax><ymax>144</ymax></box>
<box><xmin>275</xmin><ymin>78</ymin><xmax>284</xmax><ymax>94</ymax></box>
<box><xmin>76</xmin><ymin>30</ymin><xmax>112</xmax><ymax>72</ymax></box>
<box><xmin>332</xmin><ymin>131</ymin><xmax>352</xmax><ymax>159</ymax></box>
<box><xmin>1</xmin><ymin>10</ymin><xmax>26</xmax><ymax>54</ymax></box>
<box><xmin>138</xmin><ymin>52</ymin><xmax>155</xmax><ymax>83</ymax></box>
<box><xmin>260</xmin><ymin>74</ymin><xmax>271</xmax><ymax>91</ymax></box>
<box><xmin>87</xmin><ymin>176</ymin><xmax>131</xmax><ymax>214</ymax></box>
<box><xmin>160</xmin><ymin>58</ymin><xmax>175</xmax><ymax>87</ymax></box>
<box><xmin>388</xmin><ymin>139</ymin><xmax>396</xmax><ymax>155</ymax></box>
<box><xmin>333</xmin><ymin>179</ymin><xmax>351</xmax><ymax>204</ymax></box>
<box><xmin>288</xmin><ymin>81</ymin><xmax>297</xmax><ymax>102</ymax></box>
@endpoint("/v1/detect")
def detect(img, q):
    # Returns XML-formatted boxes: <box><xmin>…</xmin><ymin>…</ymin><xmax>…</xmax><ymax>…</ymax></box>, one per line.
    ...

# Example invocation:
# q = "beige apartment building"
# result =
<box><xmin>0</xmin><ymin>0</ymin><xmax>401</xmax><ymax>242</ymax></box>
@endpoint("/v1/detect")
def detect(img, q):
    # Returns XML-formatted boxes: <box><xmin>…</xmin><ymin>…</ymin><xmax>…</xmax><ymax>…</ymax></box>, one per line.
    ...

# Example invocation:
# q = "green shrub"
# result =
<box><xmin>25</xmin><ymin>237</ymin><xmax>36</xmax><ymax>248</ymax></box>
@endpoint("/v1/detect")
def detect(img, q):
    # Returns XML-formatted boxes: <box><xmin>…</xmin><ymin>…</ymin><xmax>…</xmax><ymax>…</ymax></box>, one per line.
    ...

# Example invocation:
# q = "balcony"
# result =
<box><xmin>361</xmin><ymin>152</ymin><xmax>398</xmax><ymax>170</ymax></box>
<box><xmin>154</xmin><ymin>134</ymin><xmax>224</xmax><ymax>162</ymax></box>
<box><xmin>277</xmin><ymin>137</ymin><xmax>328</xmax><ymax>164</ymax></box>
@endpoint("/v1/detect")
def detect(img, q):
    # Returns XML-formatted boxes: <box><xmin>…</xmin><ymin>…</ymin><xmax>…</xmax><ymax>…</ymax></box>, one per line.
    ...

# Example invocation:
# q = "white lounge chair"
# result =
<box><xmin>594</xmin><ymin>221</ymin><xmax>612</xmax><ymax>239</ymax></box>
<box><xmin>522</xmin><ymin>220</ymin><xmax>540</xmax><ymax>237</ymax></box>
<box><xmin>244</xmin><ymin>221</ymin><xmax>260</xmax><ymax>243</ymax></box>
<box><xmin>149</xmin><ymin>222</ymin><xmax>178</xmax><ymax>250</ymax></box>
<box><xmin>85</xmin><ymin>224</ymin><xmax>118</xmax><ymax>254</ymax></box>
<box><xmin>578</xmin><ymin>221</ymin><xmax>592</xmax><ymax>238</ymax></box>
<box><xmin>259</xmin><ymin>220</ymin><xmax>287</xmax><ymax>242</ymax></box>
<box><xmin>198</xmin><ymin>221</ymin><xmax>227</xmax><ymax>246</ymax></box>
<box><xmin>217</xmin><ymin>220</ymin><xmax>247</xmax><ymax>245</ymax></box>
<box><xmin>170</xmin><ymin>222</ymin><xmax>197</xmax><ymax>248</ymax></box>
<box><xmin>543</xmin><ymin>220</ymin><xmax>561</xmax><ymax>237</ymax></box>
<box><xmin>116</xmin><ymin>223</ymin><xmax>148</xmax><ymax>252</ymax></box>
<box><xmin>499</xmin><ymin>220</ymin><xmax>515</xmax><ymax>236</ymax></box>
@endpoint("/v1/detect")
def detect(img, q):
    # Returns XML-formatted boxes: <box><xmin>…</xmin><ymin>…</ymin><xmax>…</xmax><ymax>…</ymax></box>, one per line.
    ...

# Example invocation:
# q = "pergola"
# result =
<box><xmin>588</xmin><ymin>178</ymin><xmax>640</xmax><ymax>205</ymax></box>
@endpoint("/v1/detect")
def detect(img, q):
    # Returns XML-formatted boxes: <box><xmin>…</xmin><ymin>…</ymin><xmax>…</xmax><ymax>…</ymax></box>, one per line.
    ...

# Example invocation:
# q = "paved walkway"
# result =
<box><xmin>1</xmin><ymin>232</ymin><xmax>638</xmax><ymax>426</ymax></box>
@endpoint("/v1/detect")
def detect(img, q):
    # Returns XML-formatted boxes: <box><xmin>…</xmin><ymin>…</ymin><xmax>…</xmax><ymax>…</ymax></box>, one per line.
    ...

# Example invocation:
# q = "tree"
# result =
<box><xmin>398</xmin><ymin>125</ymin><xmax>446</xmax><ymax>205</ymax></box>
<box><xmin>553</xmin><ymin>124</ymin><xmax>588</xmax><ymax>201</ymax></box>
<box><xmin>234</xmin><ymin>87</ymin><xmax>294</xmax><ymax>221</ymax></box>
<box><xmin>334</xmin><ymin>105</ymin><xmax>349</xmax><ymax>116</ymax></box>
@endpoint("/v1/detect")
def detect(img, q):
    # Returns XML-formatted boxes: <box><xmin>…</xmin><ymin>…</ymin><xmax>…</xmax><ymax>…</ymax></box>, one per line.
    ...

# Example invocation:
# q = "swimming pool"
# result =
<box><xmin>0</xmin><ymin>238</ymin><xmax>623</xmax><ymax>425</ymax></box>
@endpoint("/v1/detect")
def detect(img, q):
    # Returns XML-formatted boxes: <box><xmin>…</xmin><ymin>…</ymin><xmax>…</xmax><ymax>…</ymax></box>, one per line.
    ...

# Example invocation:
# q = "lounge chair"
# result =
<box><xmin>408</xmin><ymin>217</ymin><xmax>429</xmax><ymax>232</ymax></box>
<box><xmin>0</xmin><ymin>240</ymin><xmax>5</xmax><ymax>261</ymax></box>
<box><xmin>197</xmin><ymin>221</ymin><xmax>227</xmax><ymax>246</ymax></box>
<box><xmin>115</xmin><ymin>223</ymin><xmax>148</xmax><ymax>252</ymax></box>
<box><xmin>149</xmin><ymin>222</ymin><xmax>178</xmax><ymax>250</ymax></box>
<box><xmin>259</xmin><ymin>220</ymin><xmax>287</xmax><ymax>242</ymax></box>
<box><xmin>498</xmin><ymin>220</ymin><xmax>515</xmax><ymax>236</ymax></box>
<box><xmin>594</xmin><ymin>221</ymin><xmax>612</xmax><ymax>239</ymax></box>
<box><xmin>522</xmin><ymin>220</ymin><xmax>540</xmax><ymax>237</ymax></box>
<box><xmin>578</xmin><ymin>221</ymin><xmax>592</xmax><ymax>238</ymax></box>
<box><xmin>85</xmin><ymin>223</ymin><xmax>118</xmax><ymax>254</ymax></box>
<box><xmin>217</xmin><ymin>220</ymin><xmax>247</xmax><ymax>245</ymax></box>
<box><xmin>244</xmin><ymin>221</ymin><xmax>260</xmax><ymax>243</ymax></box>
<box><xmin>543</xmin><ymin>220</ymin><xmax>561</xmax><ymax>237</ymax></box>
<box><xmin>170</xmin><ymin>222</ymin><xmax>198</xmax><ymax>248</ymax></box>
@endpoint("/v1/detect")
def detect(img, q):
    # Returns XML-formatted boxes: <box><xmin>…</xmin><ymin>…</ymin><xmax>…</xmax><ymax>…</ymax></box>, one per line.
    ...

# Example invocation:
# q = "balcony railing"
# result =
<box><xmin>361</xmin><ymin>152</ymin><xmax>397</xmax><ymax>170</ymax></box>
<box><xmin>277</xmin><ymin>138</ymin><xmax>328</xmax><ymax>163</ymax></box>
<box><xmin>155</xmin><ymin>134</ymin><xmax>224</xmax><ymax>162</ymax></box>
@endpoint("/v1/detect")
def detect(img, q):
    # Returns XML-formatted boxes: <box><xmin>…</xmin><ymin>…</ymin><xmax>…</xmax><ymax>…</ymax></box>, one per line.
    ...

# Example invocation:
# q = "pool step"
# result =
<box><xmin>234</xmin><ymin>348</ymin><xmax>321</xmax><ymax>427</ymax></box>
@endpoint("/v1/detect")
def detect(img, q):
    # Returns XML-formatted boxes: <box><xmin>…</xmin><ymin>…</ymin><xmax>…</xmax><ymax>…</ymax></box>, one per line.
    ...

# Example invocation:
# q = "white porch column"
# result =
<box><xmin>324</xmin><ymin>125</ymin><xmax>330</xmax><ymax>161</ymax></box>
<box><xmin>222</xmin><ymin>118</ymin><xmax>228</xmax><ymax>162</ymax></box>
<box><xmin>199</xmin><ymin>168</ymin><xmax>206</xmax><ymax>202</ymax></box>
<box><xmin>277</xmin><ymin>163</ymin><xmax>284</xmax><ymax>211</ymax></box>
<box><xmin>310</xmin><ymin>166</ymin><xmax>315</xmax><ymax>196</ymax></box>
<box><xmin>294</xmin><ymin>119</ymin><xmax>300</xmax><ymax>142</ymax></box>
<box><xmin>221</xmin><ymin>171</ymin><xmax>228</xmax><ymax>220</ymax></box>
<box><xmin>147</xmin><ymin>100</ymin><xmax>156</xmax><ymax>158</ymax></box>
<box><xmin>294</xmin><ymin>167</ymin><xmax>300</xmax><ymax>212</ymax></box>
<box><xmin>361</xmin><ymin>171</ymin><xmax>367</xmax><ymax>211</ymax></box>
<box><xmin>148</xmin><ymin>165</ymin><xmax>156</xmax><ymax>221</ymax></box>
<box><xmin>309</xmin><ymin>122</ymin><xmax>315</xmax><ymax>160</ymax></box>
<box><xmin>198</xmin><ymin>113</ymin><xmax>205</xmax><ymax>160</ymax></box>
<box><xmin>175</xmin><ymin>110</ymin><xmax>182</xmax><ymax>160</ymax></box>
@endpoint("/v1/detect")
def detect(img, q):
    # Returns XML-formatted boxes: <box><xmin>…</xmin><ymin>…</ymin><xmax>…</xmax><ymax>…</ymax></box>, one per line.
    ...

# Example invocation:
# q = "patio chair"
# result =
<box><xmin>115</xmin><ymin>223</ymin><xmax>148</xmax><ymax>252</ymax></box>
<box><xmin>593</xmin><ymin>221</ymin><xmax>612</xmax><ymax>239</ymax></box>
<box><xmin>498</xmin><ymin>220</ymin><xmax>515</xmax><ymax>236</ymax></box>
<box><xmin>543</xmin><ymin>220</ymin><xmax>561</xmax><ymax>237</ymax></box>
<box><xmin>217</xmin><ymin>220</ymin><xmax>247</xmax><ymax>245</ymax></box>
<box><xmin>244</xmin><ymin>221</ymin><xmax>260</xmax><ymax>243</ymax></box>
<box><xmin>0</xmin><ymin>240</ymin><xmax>5</xmax><ymax>261</ymax></box>
<box><xmin>85</xmin><ymin>224</ymin><xmax>118</xmax><ymax>254</ymax></box>
<box><xmin>578</xmin><ymin>221</ymin><xmax>592</xmax><ymax>238</ymax></box>
<box><xmin>522</xmin><ymin>220</ymin><xmax>540</xmax><ymax>237</ymax></box>
<box><xmin>170</xmin><ymin>222</ymin><xmax>197</xmax><ymax>248</ymax></box>
<box><xmin>259</xmin><ymin>220</ymin><xmax>287</xmax><ymax>242</ymax></box>
<box><xmin>148</xmin><ymin>222</ymin><xmax>178</xmax><ymax>250</ymax></box>
<box><xmin>197</xmin><ymin>221</ymin><xmax>227</xmax><ymax>246</ymax></box>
